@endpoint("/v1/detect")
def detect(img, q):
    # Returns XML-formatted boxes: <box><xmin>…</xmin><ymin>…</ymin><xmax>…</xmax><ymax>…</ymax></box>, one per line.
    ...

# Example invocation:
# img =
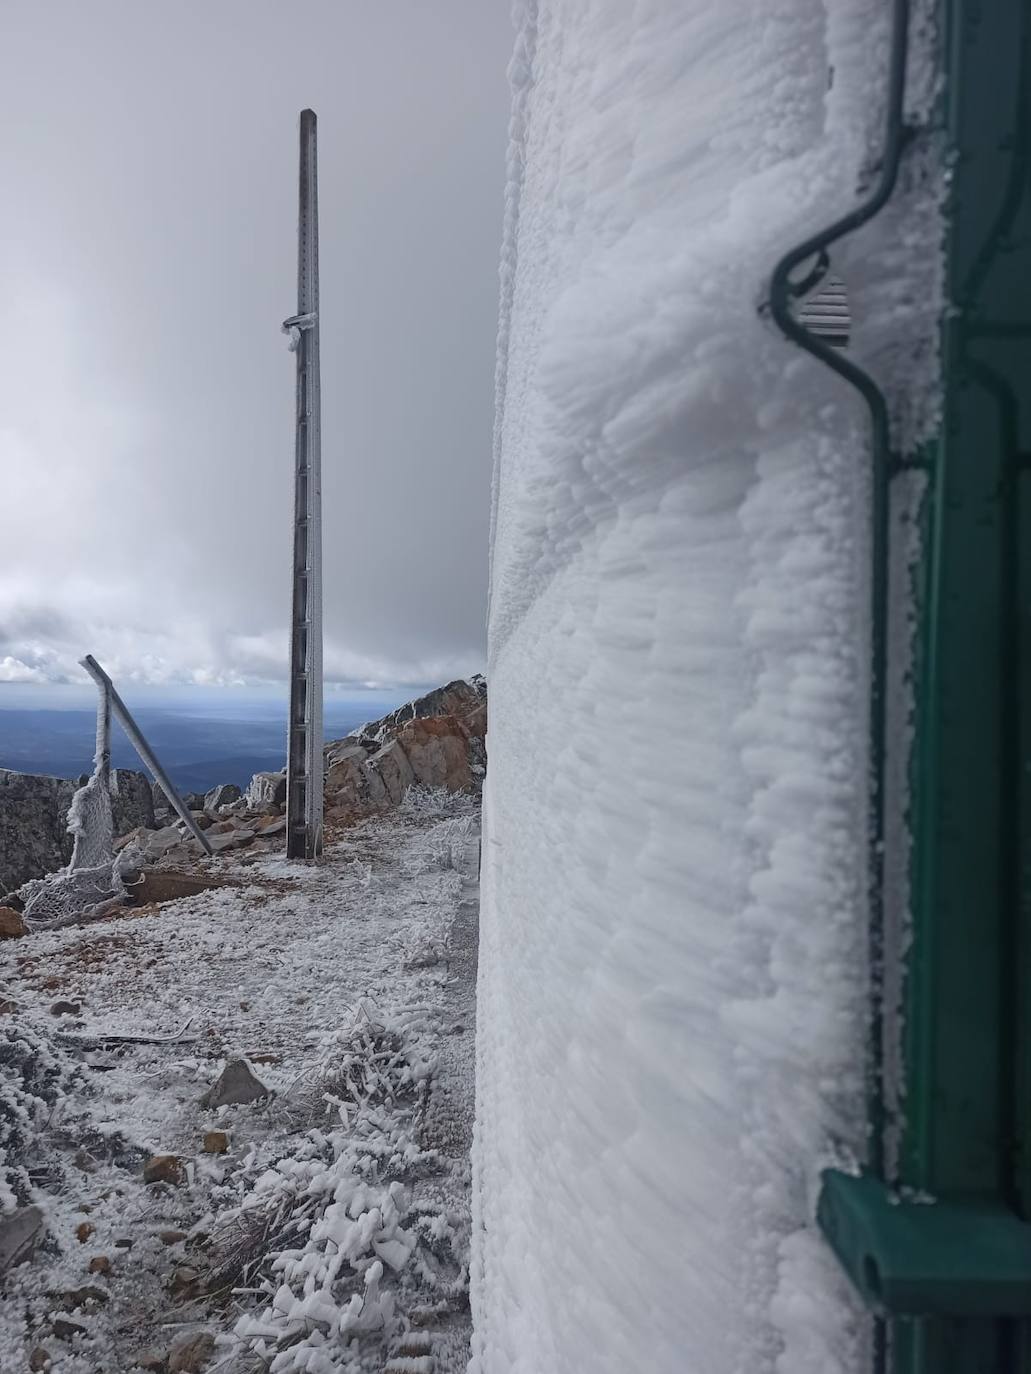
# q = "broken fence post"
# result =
<box><xmin>78</xmin><ymin>655</ymin><xmax>213</xmax><ymax>857</ymax></box>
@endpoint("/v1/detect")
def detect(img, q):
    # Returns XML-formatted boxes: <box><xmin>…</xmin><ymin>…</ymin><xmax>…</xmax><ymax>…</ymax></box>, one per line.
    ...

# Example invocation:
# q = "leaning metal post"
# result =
<box><xmin>283</xmin><ymin>107</ymin><xmax>324</xmax><ymax>861</ymax></box>
<box><xmin>79</xmin><ymin>655</ymin><xmax>213</xmax><ymax>857</ymax></box>
<box><xmin>95</xmin><ymin>674</ymin><xmax>112</xmax><ymax>792</ymax></box>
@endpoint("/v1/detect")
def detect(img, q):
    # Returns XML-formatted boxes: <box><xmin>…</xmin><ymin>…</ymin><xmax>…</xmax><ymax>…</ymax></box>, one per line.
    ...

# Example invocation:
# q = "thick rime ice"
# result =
<box><xmin>473</xmin><ymin>3</ymin><xmax>939</xmax><ymax>1372</ymax></box>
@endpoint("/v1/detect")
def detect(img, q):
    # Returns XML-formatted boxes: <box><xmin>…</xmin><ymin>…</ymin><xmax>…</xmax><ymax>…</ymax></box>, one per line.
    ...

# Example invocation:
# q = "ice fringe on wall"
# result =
<box><xmin>472</xmin><ymin>2</ymin><xmax>941</xmax><ymax>1372</ymax></box>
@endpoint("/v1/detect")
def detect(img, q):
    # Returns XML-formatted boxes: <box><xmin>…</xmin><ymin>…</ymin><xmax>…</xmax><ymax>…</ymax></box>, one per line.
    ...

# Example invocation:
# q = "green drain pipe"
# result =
<box><xmin>770</xmin><ymin>2</ymin><xmax>1031</xmax><ymax>1370</ymax></box>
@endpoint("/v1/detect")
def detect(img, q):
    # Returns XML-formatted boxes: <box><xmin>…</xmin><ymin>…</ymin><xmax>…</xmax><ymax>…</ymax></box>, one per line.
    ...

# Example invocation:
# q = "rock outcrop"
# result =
<box><xmin>245</xmin><ymin>771</ymin><xmax>287</xmax><ymax>809</ymax></box>
<box><xmin>0</xmin><ymin>680</ymin><xmax>486</xmax><ymax>893</ymax></box>
<box><xmin>111</xmin><ymin>770</ymin><xmax>156</xmax><ymax>836</ymax></box>
<box><xmin>319</xmin><ymin>675</ymin><xmax>487</xmax><ymax>819</ymax></box>
<box><xmin>235</xmin><ymin>676</ymin><xmax>487</xmax><ymax>830</ymax></box>
<box><xmin>204</xmin><ymin>782</ymin><xmax>241</xmax><ymax>813</ymax></box>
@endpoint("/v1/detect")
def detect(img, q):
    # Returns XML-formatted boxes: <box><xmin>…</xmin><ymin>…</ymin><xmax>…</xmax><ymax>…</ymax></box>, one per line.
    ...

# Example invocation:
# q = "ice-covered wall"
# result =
<box><xmin>472</xmin><ymin>3</ymin><xmax>936</xmax><ymax>1371</ymax></box>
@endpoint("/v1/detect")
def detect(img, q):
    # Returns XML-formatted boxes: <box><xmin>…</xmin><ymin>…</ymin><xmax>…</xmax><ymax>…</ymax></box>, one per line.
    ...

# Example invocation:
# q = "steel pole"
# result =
<box><xmin>284</xmin><ymin>108</ymin><xmax>324</xmax><ymax>861</ymax></box>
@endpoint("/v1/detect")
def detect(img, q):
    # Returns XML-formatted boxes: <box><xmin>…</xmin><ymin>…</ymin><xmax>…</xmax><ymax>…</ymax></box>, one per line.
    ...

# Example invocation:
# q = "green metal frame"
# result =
<box><xmin>815</xmin><ymin>2</ymin><xmax>1031</xmax><ymax>1369</ymax></box>
<box><xmin>890</xmin><ymin>1</ymin><xmax>1031</xmax><ymax>1365</ymax></box>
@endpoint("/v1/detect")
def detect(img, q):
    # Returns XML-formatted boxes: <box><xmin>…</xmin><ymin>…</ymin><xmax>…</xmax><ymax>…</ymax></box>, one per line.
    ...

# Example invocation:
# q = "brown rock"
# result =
<box><xmin>395</xmin><ymin>715</ymin><xmax>472</xmax><ymax>791</ymax></box>
<box><xmin>75</xmin><ymin>1221</ymin><xmax>94</xmax><ymax>1243</ymax></box>
<box><xmin>52</xmin><ymin>1317</ymin><xmax>86</xmax><ymax>1340</ymax></box>
<box><xmin>459</xmin><ymin>699</ymin><xmax>487</xmax><ymax>740</ymax></box>
<box><xmin>168</xmin><ymin>1265</ymin><xmax>200</xmax><ymax>1296</ymax></box>
<box><xmin>168</xmin><ymin>1331</ymin><xmax>215</xmax><ymax>1373</ymax></box>
<box><xmin>201</xmin><ymin>1130</ymin><xmax>228</xmax><ymax>1154</ymax></box>
<box><xmin>137</xmin><ymin>1352</ymin><xmax>168</xmax><ymax>1373</ymax></box>
<box><xmin>0</xmin><ymin>906</ymin><xmax>27</xmax><ymax>938</ymax></box>
<box><xmin>158</xmin><ymin>1229</ymin><xmax>187</xmax><ymax>1246</ymax></box>
<box><xmin>114</xmin><ymin>825</ymin><xmax>152</xmax><ymax>853</ymax></box>
<box><xmin>28</xmin><ymin>1348</ymin><xmax>52</xmax><ymax>1371</ymax></box>
<box><xmin>130</xmin><ymin>869</ymin><xmax>223</xmax><ymax>905</ymax></box>
<box><xmin>364</xmin><ymin>739</ymin><xmax>415</xmax><ymax>805</ymax></box>
<box><xmin>0</xmin><ymin>999</ymin><xmax>16</xmax><ymax>1014</ymax></box>
<box><xmin>143</xmin><ymin>1155</ymin><xmax>184</xmax><ymax>1186</ymax></box>
<box><xmin>370</xmin><ymin>677</ymin><xmax>486</xmax><ymax>739</ymax></box>
<box><xmin>87</xmin><ymin>1255</ymin><xmax>111</xmax><ymax>1275</ymax></box>
<box><xmin>324</xmin><ymin>748</ymin><xmax>371</xmax><ymax>810</ymax></box>
<box><xmin>49</xmin><ymin>1000</ymin><xmax>81</xmax><ymax>1017</ymax></box>
<box><xmin>55</xmin><ymin>1284</ymin><xmax>108</xmax><ymax>1311</ymax></box>
<box><xmin>205</xmin><ymin>828</ymin><xmax>255</xmax><ymax>854</ymax></box>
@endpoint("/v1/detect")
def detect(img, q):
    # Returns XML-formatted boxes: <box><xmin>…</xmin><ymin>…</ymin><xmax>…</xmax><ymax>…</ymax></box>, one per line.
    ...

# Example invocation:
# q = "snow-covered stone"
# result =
<box><xmin>168</xmin><ymin>1331</ymin><xmax>215</xmax><ymax>1373</ymax></box>
<box><xmin>0</xmin><ymin>1205</ymin><xmax>43</xmax><ymax>1273</ymax></box>
<box><xmin>143</xmin><ymin>1155</ymin><xmax>184</xmax><ymax>1186</ymax></box>
<box><xmin>205</xmin><ymin>829</ymin><xmax>254</xmax><ymax>854</ymax></box>
<box><xmin>200</xmin><ymin>1058</ymin><xmax>270</xmax><ymax>1109</ymax></box>
<box><xmin>204</xmin><ymin>783</ymin><xmax>241</xmax><ymax>813</ymax></box>
<box><xmin>370</xmin><ymin>676</ymin><xmax>486</xmax><ymax>742</ymax></box>
<box><xmin>143</xmin><ymin>826</ymin><xmax>184</xmax><ymax>863</ymax></box>
<box><xmin>245</xmin><ymin>770</ymin><xmax>286</xmax><ymax>809</ymax></box>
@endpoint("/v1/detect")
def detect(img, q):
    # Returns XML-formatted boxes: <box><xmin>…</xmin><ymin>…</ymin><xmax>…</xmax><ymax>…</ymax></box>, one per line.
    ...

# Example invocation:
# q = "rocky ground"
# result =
<box><xmin>0</xmin><ymin>786</ymin><xmax>481</xmax><ymax>1374</ymax></box>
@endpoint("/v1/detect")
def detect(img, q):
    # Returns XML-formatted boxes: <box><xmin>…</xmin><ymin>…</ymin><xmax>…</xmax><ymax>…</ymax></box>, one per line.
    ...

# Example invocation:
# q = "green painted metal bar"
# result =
<box><xmin>891</xmin><ymin>1</ymin><xmax>1031</xmax><ymax>1368</ymax></box>
<box><xmin>803</xmin><ymin>1</ymin><xmax>1031</xmax><ymax>1370</ymax></box>
<box><xmin>765</xmin><ymin>0</ymin><xmax>1031</xmax><ymax>1359</ymax></box>
<box><xmin>816</xmin><ymin>1</ymin><xmax>1031</xmax><ymax>1370</ymax></box>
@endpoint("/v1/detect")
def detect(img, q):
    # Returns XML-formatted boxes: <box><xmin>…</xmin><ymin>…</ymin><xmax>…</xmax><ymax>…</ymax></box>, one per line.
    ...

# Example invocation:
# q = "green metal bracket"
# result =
<box><xmin>795</xmin><ymin>1</ymin><xmax>1031</xmax><ymax>1368</ymax></box>
<box><xmin>821</xmin><ymin>0</ymin><xmax>1031</xmax><ymax>1369</ymax></box>
<box><xmin>818</xmin><ymin>1170</ymin><xmax>1031</xmax><ymax>1318</ymax></box>
<box><xmin>767</xmin><ymin>0</ymin><xmax>1031</xmax><ymax>1358</ymax></box>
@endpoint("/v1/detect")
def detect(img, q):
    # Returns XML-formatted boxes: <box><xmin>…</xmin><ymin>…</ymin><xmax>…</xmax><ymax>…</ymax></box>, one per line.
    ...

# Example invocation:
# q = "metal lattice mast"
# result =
<box><xmin>284</xmin><ymin>108</ymin><xmax>324</xmax><ymax>861</ymax></box>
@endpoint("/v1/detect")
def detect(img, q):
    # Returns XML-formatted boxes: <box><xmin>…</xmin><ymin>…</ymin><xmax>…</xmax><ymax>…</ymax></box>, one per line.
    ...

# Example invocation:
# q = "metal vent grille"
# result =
<box><xmin>797</xmin><ymin>276</ymin><xmax>850</xmax><ymax>348</ymax></box>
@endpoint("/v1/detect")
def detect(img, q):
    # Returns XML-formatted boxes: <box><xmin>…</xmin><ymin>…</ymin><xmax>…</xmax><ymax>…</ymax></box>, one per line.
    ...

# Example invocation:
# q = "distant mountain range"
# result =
<box><xmin>0</xmin><ymin>697</ymin><xmax>411</xmax><ymax>793</ymax></box>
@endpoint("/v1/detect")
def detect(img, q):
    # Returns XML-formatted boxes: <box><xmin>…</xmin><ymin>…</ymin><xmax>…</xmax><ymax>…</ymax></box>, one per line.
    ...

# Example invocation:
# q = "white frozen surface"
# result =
<box><xmin>472</xmin><ymin>2</ymin><xmax>937</xmax><ymax>1371</ymax></box>
<box><xmin>0</xmin><ymin>791</ymin><xmax>481</xmax><ymax>1373</ymax></box>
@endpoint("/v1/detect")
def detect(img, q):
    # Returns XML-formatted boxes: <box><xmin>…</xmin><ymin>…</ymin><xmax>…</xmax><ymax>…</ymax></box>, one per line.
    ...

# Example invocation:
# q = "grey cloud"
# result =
<box><xmin>0</xmin><ymin>2</ymin><xmax>513</xmax><ymax>687</ymax></box>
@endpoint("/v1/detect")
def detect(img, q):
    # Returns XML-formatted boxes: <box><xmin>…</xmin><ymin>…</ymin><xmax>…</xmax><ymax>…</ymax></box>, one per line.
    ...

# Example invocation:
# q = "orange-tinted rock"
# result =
<box><xmin>143</xmin><ymin>1155</ymin><xmax>185</xmax><ymax>1186</ymax></box>
<box><xmin>0</xmin><ymin>907</ymin><xmax>27</xmax><ymax>938</ymax></box>
<box><xmin>395</xmin><ymin>716</ymin><xmax>473</xmax><ymax>791</ymax></box>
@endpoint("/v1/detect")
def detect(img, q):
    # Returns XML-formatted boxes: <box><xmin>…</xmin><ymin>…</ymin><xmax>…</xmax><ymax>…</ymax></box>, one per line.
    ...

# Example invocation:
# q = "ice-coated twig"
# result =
<box><xmin>55</xmin><ymin>1015</ymin><xmax>198</xmax><ymax>1049</ymax></box>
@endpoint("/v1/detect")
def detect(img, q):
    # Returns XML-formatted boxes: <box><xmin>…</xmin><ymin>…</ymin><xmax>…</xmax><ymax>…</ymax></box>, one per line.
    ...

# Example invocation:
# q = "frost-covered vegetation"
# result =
<box><xmin>0</xmin><ymin>790</ymin><xmax>479</xmax><ymax>1373</ymax></box>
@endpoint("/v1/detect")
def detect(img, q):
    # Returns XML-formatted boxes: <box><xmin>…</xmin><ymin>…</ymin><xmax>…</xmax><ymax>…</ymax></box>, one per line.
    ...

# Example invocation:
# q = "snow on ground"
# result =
<box><xmin>475</xmin><ymin>3</ymin><xmax>940</xmax><ymax>1373</ymax></box>
<box><xmin>0</xmin><ymin>787</ymin><xmax>480</xmax><ymax>1374</ymax></box>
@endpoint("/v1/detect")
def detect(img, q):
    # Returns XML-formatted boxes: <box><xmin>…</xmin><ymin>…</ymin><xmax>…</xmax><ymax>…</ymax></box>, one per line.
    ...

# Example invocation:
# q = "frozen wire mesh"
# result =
<box><xmin>21</xmin><ymin>737</ymin><xmax>122</xmax><ymax>930</ymax></box>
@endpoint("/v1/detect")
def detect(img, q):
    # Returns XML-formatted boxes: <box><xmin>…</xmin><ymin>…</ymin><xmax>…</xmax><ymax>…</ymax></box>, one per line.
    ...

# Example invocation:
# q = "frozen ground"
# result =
<box><xmin>0</xmin><ymin>788</ymin><xmax>480</xmax><ymax>1374</ymax></box>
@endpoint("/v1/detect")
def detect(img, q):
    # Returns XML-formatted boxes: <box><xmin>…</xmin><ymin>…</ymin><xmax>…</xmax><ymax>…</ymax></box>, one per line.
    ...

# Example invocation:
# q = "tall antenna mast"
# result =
<box><xmin>283</xmin><ymin>108</ymin><xmax>323</xmax><ymax>860</ymax></box>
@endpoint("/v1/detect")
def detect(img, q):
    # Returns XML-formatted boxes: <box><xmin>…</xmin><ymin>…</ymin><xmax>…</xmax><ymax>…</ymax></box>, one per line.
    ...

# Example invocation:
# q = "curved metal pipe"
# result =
<box><xmin>765</xmin><ymin>0</ymin><xmax>911</xmax><ymax>1189</ymax></box>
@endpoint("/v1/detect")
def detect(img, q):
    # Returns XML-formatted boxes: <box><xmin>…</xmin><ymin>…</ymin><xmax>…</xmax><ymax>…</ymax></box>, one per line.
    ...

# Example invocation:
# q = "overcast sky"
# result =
<box><xmin>0</xmin><ymin>1</ymin><xmax>512</xmax><ymax>692</ymax></box>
